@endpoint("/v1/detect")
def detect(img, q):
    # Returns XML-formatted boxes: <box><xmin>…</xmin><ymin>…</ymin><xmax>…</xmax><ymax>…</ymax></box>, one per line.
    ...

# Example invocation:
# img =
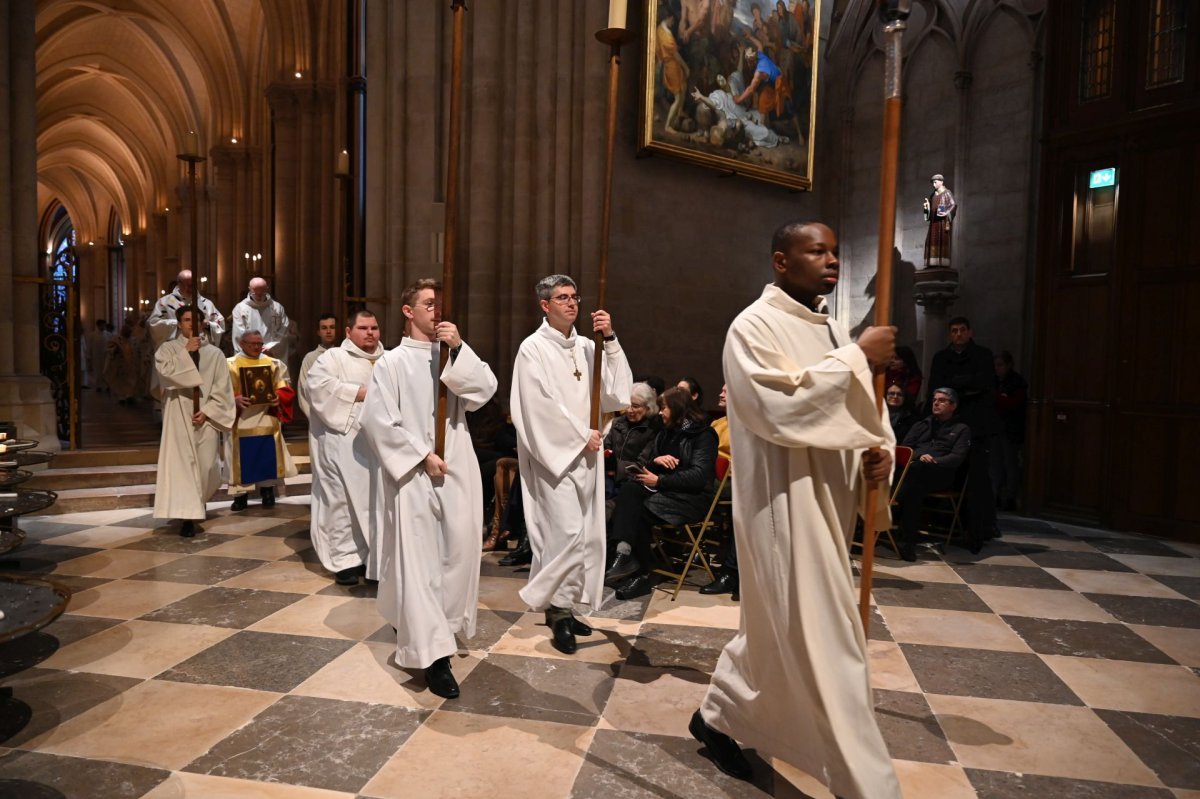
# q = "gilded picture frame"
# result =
<box><xmin>638</xmin><ymin>0</ymin><xmax>820</xmax><ymax>191</ymax></box>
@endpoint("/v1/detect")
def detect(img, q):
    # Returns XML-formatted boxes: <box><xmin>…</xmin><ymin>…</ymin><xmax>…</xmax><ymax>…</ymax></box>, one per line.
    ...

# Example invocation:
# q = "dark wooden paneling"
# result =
<box><xmin>1042</xmin><ymin>403</ymin><xmax>1107</xmax><ymax>517</ymax></box>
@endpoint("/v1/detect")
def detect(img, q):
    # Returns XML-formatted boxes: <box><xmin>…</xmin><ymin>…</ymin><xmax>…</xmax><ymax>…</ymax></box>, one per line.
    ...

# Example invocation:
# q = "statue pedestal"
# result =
<box><xmin>913</xmin><ymin>267</ymin><xmax>960</xmax><ymax>382</ymax></box>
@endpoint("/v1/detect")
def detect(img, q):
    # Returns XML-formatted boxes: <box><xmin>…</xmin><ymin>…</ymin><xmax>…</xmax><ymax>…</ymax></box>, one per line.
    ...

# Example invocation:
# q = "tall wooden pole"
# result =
<box><xmin>435</xmin><ymin>0</ymin><xmax>468</xmax><ymax>458</ymax></box>
<box><xmin>178</xmin><ymin>144</ymin><xmax>207</xmax><ymax>417</ymax></box>
<box><xmin>859</xmin><ymin>0</ymin><xmax>910</xmax><ymax>635</ymax></box>
<box><xmin>590</xmin><ymin>23</ymin><xmax>634</xmax><ymax>429</ymax></box>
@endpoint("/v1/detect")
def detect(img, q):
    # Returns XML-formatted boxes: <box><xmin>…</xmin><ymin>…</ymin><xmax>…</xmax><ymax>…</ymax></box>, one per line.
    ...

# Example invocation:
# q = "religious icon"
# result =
<box><xmin>923</xmin><ymin>173</ymin><xmax>956</xmax><ymax>268</ymax></box>
<box><xmin>239</xmin><ymin>365</ymin><xmax>277</xmax><ymax>405</ymax></box>
<box><xmin>639</xmin><ymin>0</ymin><xmax>820</xmax><ymax>191</ymax></box>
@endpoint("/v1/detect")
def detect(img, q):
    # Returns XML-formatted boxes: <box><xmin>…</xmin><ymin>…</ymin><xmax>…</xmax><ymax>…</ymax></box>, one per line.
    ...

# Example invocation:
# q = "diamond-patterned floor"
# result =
<box><xmin>1</xmin><ymin>502</ymin><xmax>1198</xmax><ymax>798</ymax></box>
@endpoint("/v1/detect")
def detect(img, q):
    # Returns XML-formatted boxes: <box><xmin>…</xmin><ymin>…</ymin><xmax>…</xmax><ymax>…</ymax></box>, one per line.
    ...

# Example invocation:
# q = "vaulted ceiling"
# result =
<box><xmin>34</xmin><ymin>0</ymin><xmax>339</xmax><ymax>243</ymax></box>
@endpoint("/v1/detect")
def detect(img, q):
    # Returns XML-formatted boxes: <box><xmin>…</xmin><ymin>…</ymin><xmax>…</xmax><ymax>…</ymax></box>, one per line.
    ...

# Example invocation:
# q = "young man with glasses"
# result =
<box><xmin>510</xmin><ymin>275</ymin><xmax>633</xmax><ymax>655</ymax></box>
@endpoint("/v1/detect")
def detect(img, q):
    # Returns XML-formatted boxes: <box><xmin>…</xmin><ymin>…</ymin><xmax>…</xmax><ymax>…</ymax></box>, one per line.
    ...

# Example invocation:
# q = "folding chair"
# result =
<box><xmin>922</xmin><ymin>468</ymin><xmax>969</xmax><ymax>546</ymax></box>
<box><xmin>650</xmin><ymin>456</ymin><xmax>731</xmax><ymax>601</ymax></box>
<box><xmin>851</xmin><ymin>446</ymin><xmax>910</xmax><ymax>557</ymax></box>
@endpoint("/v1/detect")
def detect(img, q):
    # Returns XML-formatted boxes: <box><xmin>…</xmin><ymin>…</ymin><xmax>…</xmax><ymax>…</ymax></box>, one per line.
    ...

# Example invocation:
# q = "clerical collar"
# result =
<box><xmin>536</xmin><ymin>318</ymin><xmax>577</xmax><ymax>350</ymax></box>
<box><xmin>341</xmin><ymin>337</ymin><xmax>384</xmax><ymax>361</ymax></box>
<box><xmin>761</xmin><ymin>283</ymin><xmax>830</xmax><ymax>322</ymax></box>
<box><xmin>245</xmin><ymin>293</ymin><xmax>274</xmax><ymax>309</ymax></box>
<box><xmin>400</xmin><ymin>337</ymin><xmax>435</xmax><ymax>351</ymax></box>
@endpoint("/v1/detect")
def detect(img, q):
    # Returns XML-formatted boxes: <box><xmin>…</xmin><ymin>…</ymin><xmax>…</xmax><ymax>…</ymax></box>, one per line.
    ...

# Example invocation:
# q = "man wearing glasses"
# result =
<box><xmin>510</xmin><ymin>275</ymin><xmax>633</xmax><ymax>655</ymax></box>
<box><xmin>894</xmin><ymin>387</ymin><xmax>971</xmax><ymax>561</ymax></box>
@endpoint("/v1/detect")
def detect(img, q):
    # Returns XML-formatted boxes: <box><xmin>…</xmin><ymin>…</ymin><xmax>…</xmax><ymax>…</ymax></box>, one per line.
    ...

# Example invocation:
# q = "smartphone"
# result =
<box><xmin>625</xmin><ymin>463</ymin><xmax>645</xmax><ymax>476</ymax></box>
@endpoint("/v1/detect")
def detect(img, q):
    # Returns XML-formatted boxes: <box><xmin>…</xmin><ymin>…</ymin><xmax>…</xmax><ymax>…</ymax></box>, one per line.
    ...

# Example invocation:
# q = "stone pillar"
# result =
<box><xmin>912</xmin><ymin>269</ymin><xmax>960</xmax><ymax>381</ymax></box>
<box><xmin>951</xmin><ymin>69</ymin><xmax>972</xmax><ymax>273</ymax></box>
<box><xmin>0</xmin><ymin>0</ymin><xmax>58</xmax><ymax>446</ymax></box>
<box><xmin>266</xmin><ymin>81</ymin><xmax>339</xmax><ymax>362</ymax></box>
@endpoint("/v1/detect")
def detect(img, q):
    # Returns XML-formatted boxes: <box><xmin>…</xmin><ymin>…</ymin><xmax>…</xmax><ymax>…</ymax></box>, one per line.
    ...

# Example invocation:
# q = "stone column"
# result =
<box><xmin>0</xmin><ymin>0</ymin><xmax>57</xmax><ymax>445</ymax></box>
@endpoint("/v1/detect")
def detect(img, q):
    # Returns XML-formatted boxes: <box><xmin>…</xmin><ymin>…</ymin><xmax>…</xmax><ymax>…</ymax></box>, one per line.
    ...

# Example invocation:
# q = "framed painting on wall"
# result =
<box><xmin>638</xmin><ymin>0</ymin><xmax>820</xmax><ymax>191</ymax></box>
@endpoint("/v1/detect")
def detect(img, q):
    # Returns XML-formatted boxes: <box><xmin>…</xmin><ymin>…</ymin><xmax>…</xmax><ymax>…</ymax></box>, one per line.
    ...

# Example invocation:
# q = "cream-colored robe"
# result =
<box><xmin>360</xmin><ymin>338</ymin><xmax>497</xmax><ymax>668</ymax></box>
<box><xmin>511</xmin><ymin>320</ymin><xmax>632</xmax><ymax>612</ymax></box>
<box><xmin>152</xmin><ymin>338</ymin><xmax>236</xmax><ymax>520</ymax></box>
<box><xmin>297</xmin><ymin>343</ymin><xmax>329</xmax><ymax>419</ymax></box>
<box><xmin>305</xmin><ymin>339</ymin><xmax>384</xmax><ymax>575</ymax></box>
<box><xmin>226</xmin><ymin>354</ymin><xmax>297</xmax><ymax>493</ymax></box>
<box><xmin>700</xmin><ymin>284</ymin><xmax>900</xmax><ymax>799</ymax></box>
<box><xmin>232</xmin><ymin>293</ymin><xmax>291</xmax><ymax>361</ymax></box>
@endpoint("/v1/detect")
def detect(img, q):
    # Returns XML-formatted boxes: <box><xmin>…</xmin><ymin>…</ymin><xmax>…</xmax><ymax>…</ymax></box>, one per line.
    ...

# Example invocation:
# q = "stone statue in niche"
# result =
<box><xmin>923</xmin><ymin>173</ymin><xmax>956</xmax><ymax>268</ymax></box>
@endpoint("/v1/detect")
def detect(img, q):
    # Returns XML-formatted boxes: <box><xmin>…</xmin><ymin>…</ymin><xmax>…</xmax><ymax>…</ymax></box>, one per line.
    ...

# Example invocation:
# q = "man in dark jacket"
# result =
<box><xmin>895</xmin><ymin>387</ymin><xmax>971</xmax><ymax>561</ymax></box>
<box><xmin>926</xmin><ymin>316</ymin><xmax>997</xmax><ymax>550</ymax></box>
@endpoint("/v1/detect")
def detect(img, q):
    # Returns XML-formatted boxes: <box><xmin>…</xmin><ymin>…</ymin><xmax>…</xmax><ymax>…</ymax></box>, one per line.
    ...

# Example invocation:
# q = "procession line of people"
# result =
<box><xmin>148</xmin><ymin>219</ymin><xmax>905</xmax><ymax>797</ymax></box>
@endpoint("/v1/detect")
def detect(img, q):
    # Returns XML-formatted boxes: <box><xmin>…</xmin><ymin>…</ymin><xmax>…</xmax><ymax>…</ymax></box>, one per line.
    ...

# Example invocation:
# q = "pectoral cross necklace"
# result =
<box><xmin>570</xmin><ymin>348</ymin><xmax>581</xmax><ymax>381</ymax></box>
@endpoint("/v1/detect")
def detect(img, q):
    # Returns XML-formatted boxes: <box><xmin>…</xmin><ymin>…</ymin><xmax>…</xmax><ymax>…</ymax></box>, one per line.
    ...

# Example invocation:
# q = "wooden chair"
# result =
<box><xmin>922</xmin><ymin>468</ymin><xmax>969</xmax><ymax>545</ymax></box>
<box><xmin>851</xmin><ymin>445</ymin><xmax>910</xmax><ymax>557</ymax></box>
<box><xmin>649</xmin><ymin>456</ymin><xmax>731</xmax><ymax>601</ymax></box>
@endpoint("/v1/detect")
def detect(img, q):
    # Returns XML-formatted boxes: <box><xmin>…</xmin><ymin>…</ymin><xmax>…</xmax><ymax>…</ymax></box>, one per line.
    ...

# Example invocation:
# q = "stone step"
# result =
<box><xmin>39</xmin><ymin>472</ymin><xmax>313</xmax><ymax>515</ymax></box>
<box><xmin>25</xmin><ymin>455</ymin><xmax>312</xmax><ymax>490</ymax></box>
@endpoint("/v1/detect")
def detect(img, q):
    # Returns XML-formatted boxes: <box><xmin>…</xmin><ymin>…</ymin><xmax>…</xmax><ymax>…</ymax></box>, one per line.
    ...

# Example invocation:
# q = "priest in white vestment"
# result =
<box><xmin>227</xmin><ymin>329</ymin><xmax>297</xmax><ymax>509</ymax></box>
<box><xmin>305</xmin><ymin>311</ymin><xmax>384</xmax><ymax>586</ymax></box>
<box><xmin>297</xmin><ymin>313</ymin><xmax>340</xmax><ymax>419</ymax></box>
<box><xmin>152</xmin><ymin>305</ymin><xmax>236</xmax><ymax>538</ymax></box>
<box><xmin>148</xmin><ymin>270</ymin><xmax>225</xmax><ymax>349</ymax></box>
<box><xmin>692</xmin><ymin>222</ymin><xmax>901</xmax><ymax>798</ymax></box>
<box><xmin>510</xmin><ymin>275</ymin><xmax>632</xmax><ymax>655</ymax></box>
<box><xmin>232</xmin><ymin>277</ymin><xmax>291</xmax><ymax>361</ymax></box>
<box><xmin>359</xmin><ymin>279</ymin><xmax>497</xmax><ymax>698</ymax></box>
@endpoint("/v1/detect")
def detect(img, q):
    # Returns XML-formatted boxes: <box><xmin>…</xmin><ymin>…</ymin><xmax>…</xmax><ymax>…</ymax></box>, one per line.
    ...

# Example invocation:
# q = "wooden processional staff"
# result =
<box><xmin>435</xmin><ymin>0</ymin><xmax>468</xmax><ymax>458</ymax></box>
<box><xmin>590</xmin><ymin>2</ymin><xmax>634</xmax><ymax>429</ymax></box>
<box><xmin>858</xmin><ymin>0</ymin><xmax>911</xmax><ymax>634</ymax></box>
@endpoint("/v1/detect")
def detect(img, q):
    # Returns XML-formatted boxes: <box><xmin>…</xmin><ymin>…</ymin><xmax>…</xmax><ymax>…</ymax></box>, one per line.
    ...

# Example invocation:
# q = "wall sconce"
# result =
<box><xmin>230</xmin><ymin>137</ymin><xmax>239</xmax><ymax>144</ymax></box>
<box><xmin>294</xmin><ymin>71</ymin><xmax>303</xmax><ymax>79</ymax></box>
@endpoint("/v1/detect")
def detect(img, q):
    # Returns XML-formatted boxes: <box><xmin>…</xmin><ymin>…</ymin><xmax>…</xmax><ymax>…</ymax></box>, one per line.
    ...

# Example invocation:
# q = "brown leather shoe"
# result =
<box><xmin>481</xmin><ymin>527</ymin><xmax>511</xmax><ymax>552</ymax></box>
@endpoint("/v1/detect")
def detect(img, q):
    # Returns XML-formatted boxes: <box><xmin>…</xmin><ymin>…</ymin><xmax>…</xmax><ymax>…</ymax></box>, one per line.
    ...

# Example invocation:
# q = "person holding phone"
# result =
<box><xmin>604</xmin><ymin>385</ymin><xmax>718</xmax><ymax>597</ymax></box>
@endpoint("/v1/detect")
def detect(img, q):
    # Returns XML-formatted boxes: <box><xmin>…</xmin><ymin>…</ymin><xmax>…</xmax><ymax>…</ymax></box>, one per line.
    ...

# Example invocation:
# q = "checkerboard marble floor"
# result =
<box><xmin>2</xmin><ymin>502</ymin><xmax>1199</xmax><ymax>798</ymax></box>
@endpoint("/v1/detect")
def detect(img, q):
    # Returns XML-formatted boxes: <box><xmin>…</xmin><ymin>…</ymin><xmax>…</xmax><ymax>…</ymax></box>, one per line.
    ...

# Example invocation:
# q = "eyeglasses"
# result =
<box><xmin>415</xmin><ymin>301</ymin><xmax>441</xmax><ymax>311</ymax></box>
<box><xmin>885</xmin><ymin>392</ymin><xmax>903</xmax><ymax>399</ymax></box>
<box><xmin>548</xmin><ymin>294</ymin><xmax>581</xmax><ymax>306</ymax></box>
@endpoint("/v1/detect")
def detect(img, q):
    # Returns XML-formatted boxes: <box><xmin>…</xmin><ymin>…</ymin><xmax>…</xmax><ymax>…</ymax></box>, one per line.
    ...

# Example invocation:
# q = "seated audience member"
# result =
<box><xmin>635</xmin><ymin>374</ymin><xmax>666</xmax><ymax>397</ymax></box>
<box><xmin>992</xmin><ymin>350</ymin><xmax>1027</xmax><ymax>511</ymax></box>
<box><xmin>605</xmin><ymin>386</ymin><xmax>719</xmax><ymax>599</ymax></box>
<box><xmin>605</xmin><ymin>382</ymin><xmax>662</xmax><ymax>515</ymax></box>
<box><xmin>886</xmin><ymin>383</ymin><xmax>917</xmax><ymax>444</ymax></box>
<box><xmin>497</xmin><ymin>474</ymin><xmax>530</xmax><ymax>567</ymax></box>
<box><xmin>701</xmin><ymin>382</ymin><xmax>737</xmax><ymax>598</ymax></box>
<box><xmin>469</xmin><ymin>398</ymin><xmax>518</xmax><ymax>523</ymax></box>
<box><xmin>677</xmin><ymin>376</ymin><xmax>705</xmax><ymax>414</ymax></box>
<box><xmin>886</xmin><ymin>345</ymin><xmax>923</xmax><ymax>405</ymax></box>
<box><xmin>894</xmin><ymin>387</ymin><xmax>971</xmax><ymax>561</ymax></box>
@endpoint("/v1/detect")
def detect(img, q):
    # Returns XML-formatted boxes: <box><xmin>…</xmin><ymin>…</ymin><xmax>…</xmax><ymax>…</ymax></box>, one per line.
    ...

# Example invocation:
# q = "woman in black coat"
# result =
<box><xmin>605</xmin><ymin>385</ymin><xmax>718</xmax><ymax>599</ymax></box>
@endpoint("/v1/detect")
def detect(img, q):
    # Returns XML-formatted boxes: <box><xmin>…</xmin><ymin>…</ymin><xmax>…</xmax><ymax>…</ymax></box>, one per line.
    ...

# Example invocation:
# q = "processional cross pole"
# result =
<box><xmin>858</xmin><ymin>0</ymin><xmax>911</xmax><ymax>635</ymax></box>
<box><xmin>590</xmin><ymin>1</ymin><xmax>634</xmax><ymax>429</ymax></box>
<box><xmin>178</xmin><ymin>131</ymin><xmax>207</xmax><ymax>418</ymax></box>
<box><xmin>435</xmin><ymin>0</ymin><xmax>468</xmax><ymax>458</ymax></box>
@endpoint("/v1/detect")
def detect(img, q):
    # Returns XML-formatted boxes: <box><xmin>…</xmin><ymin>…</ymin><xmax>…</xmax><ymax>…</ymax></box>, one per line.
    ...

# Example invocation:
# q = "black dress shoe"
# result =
<box><xmin>499</xmin><ymin>539</ymin><xmax>532</xmax><ymax>567</ymax></box>
<box><xmin>550</xmin><ymin>616</ymin><xmax>577</xmax><ymax>654</ymax></box>
<box><xmin>570</xmin><ymin>617</ymin><xmax>593</xmax><ymax>636</ymax></box>
<box><xmin>604</xmin><ymin>552</ymin><xmax>640</xmax><ymax>586</ymax></box>
<box><xmin>689</xmin><ymin>710</ymin><xmax>752</xmax><ymax>780</ymax></box>
<box><xmin>699</xmin><ymin>571</ymin><xmax>738</xmax><ymax>596</ymax></box>
<box><xmin>334</xmin><ymin>564</ymin><xmax>366</xmax><ymax>586</ymax></box>
<box><xmin>179</xmin><ymin>520</ymin><xmax>197</xmax><ymax>538</ymax></box>
<box><xmin>230</xmin><ymin>494</ymin><xmax>248</xmax><ymax>512</ymax></box>
<box><xmin>899</xmin><ymin>542</ymin><xmax>917</xmax><ymax>562</ymax></box>
<box><xmin>615</xmin><ymin>573</ymin><xmax>658</xmax><ymax>600</ymax></box>
<box><xmin>425</xmin><ymin>656</ymin><xmax>460</xmax><ymax>699</ymax></box>
<box><xmin>260</xmin><ymin>487</ymin><xmax>276</xmax><ymax>508</ymax></box>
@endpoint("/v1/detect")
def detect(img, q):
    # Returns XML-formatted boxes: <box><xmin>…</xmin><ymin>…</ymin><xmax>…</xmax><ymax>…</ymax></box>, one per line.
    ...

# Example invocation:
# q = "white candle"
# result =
<box><xmin>336</xmin><ymin>150</ymin><xmax>350</xmax><ymax>176</ymax></box>
<box><xmin>607</xmin><ymin>0</ymin><xmax>627</xmax><ymax>30</ymax></box>
<box><xmin>184</xmin><ymin>130</ymin><xmax>200</xmax><ymax>157</ymax></box>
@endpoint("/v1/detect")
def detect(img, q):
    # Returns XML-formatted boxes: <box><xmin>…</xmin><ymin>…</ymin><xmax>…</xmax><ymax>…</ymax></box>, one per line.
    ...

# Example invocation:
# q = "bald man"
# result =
<box><xmin>147</xmin><ymin>269</ymin><xmax>226</xmax><ymax>349</ymax></box>
<box><xmin>232</xmin><ymin>277</ymin><xmax>291</xmax><ymax>363</ymax></box>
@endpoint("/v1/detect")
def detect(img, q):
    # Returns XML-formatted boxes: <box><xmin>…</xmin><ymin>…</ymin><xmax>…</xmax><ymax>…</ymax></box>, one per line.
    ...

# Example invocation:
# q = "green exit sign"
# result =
<box><xmin>1089</xmin><ymin>167</ymin><xmax>1117</xmax><ymax>189</ymax></box>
